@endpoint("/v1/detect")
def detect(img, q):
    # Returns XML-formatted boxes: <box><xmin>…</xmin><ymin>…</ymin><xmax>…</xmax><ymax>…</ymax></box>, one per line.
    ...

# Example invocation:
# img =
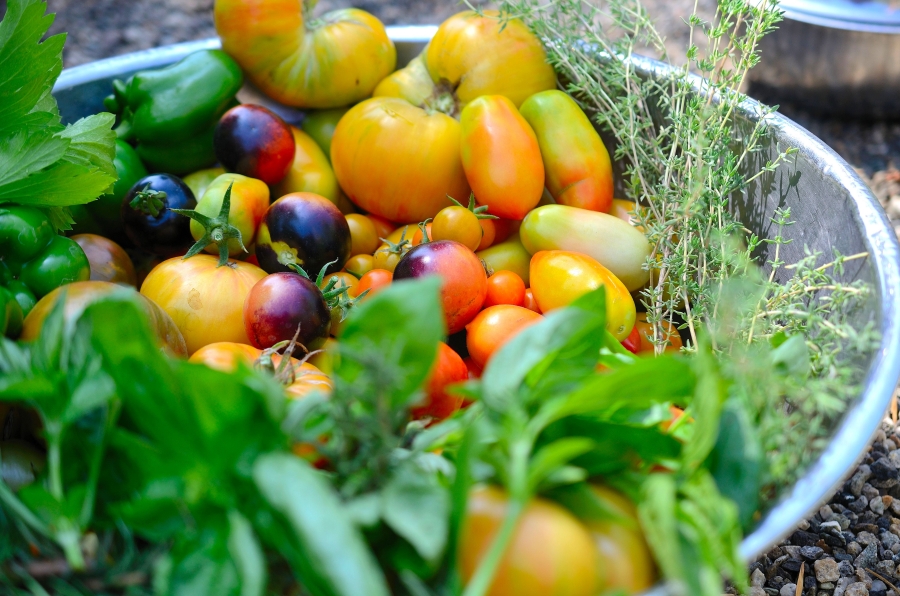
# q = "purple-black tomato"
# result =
<box><xmin>122</xmin><ymin>174</ymin><xmax>197</xmax><ymax>258</ymax></box>
<box><xmin>393</xmin><ymin>240</ymin><xmax>487</xmax><ymax>334</ymax></box>
<box><xmin>255</xmin><ymin>192</ymin><xmax>351</xmax><ymax>277</ymax></box>
<box><xmin>243</xmin><ymin>272</ymin><xmax>331</xmax><ymax>350</ymax></box>
<box><xmin>214</xmin><ymin>104</ymin><xmax>296</xmax><ymax>185</ymax></box>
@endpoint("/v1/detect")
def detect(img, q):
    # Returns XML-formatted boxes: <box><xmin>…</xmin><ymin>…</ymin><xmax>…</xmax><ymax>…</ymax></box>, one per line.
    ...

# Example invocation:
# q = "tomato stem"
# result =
<box><xmin>172</xmin><ymin>181</ymin><xmax>248</xmax><ymax>267</ymax></box>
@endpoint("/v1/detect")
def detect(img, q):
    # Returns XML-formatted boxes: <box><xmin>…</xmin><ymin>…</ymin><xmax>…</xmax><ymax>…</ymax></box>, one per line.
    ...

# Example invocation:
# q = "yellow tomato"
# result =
<box><xmin>140</xmin><ymin>255</ymin><xmax>267</xmax><ymax>354</ymax></box>
<box><xmin>272</xmin><ymin>126</ymin><xmax>339</xmax><ymax>203</ymax></box>
<box><xmin>215</xmin><ymin>0</ymin><xmax>396</xmax><ymax>108</ymax></box>
<box><xmin>530</xmin><ymin>250</ymin><xmax>636</xmax><ymax>340</ymax></box>
<box><xmin>477</xmin><ymin>234</ymin><xmax>532</xmax><ymax>286</ymax></box>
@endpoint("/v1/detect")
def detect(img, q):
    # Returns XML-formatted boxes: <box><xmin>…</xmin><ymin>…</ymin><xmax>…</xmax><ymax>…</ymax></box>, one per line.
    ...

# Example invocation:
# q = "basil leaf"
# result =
<box><xmin>381</xmin><ymin>460</ymin><xmax>450</xmax><ymax>564</ymax></box>
<box><xmin>228</xmin><ymin>510</ymin><xmax>266</xmax><ymax>596</ymax></box>
<box><xmin>706</xmin><ymin>398</ymin><xmax>762</xmax><ymax>531</ymax></box>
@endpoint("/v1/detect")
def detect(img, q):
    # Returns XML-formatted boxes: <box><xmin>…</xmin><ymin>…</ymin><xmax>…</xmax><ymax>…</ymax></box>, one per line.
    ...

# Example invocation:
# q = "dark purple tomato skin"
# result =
<box><xmin>214</xmin><ymin>104</ymin><xmax>295</xmax><ymax>185</ymax></box>
<box><xmin>243</xmin><ymin>272</ymin><xmax>331</xmax><ymax>350</ymax></box>
<box><xmin>121</xmin><ymin>174</ymin><xmax>196</xmax><ymax>258</ymax></box>
<box><xmin>255</xmin><ymin>192</ymin><xmax>351</xmax><ymax>277</ymax></box>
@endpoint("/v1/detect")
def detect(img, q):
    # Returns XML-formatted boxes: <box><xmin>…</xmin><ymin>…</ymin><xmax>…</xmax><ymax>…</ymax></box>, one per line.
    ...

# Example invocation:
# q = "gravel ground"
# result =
<box><xmin>33</xmin><ymin>0</ymin><xmax>900</xmax><ymax>593</ymax></box>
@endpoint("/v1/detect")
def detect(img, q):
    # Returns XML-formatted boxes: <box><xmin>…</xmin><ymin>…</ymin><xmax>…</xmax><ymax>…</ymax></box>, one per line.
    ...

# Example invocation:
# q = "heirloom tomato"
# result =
<box><xmin>476</xmin><ymin>235</ymin><xmax>532</xmax><ymax>286</ymax></box>
<box><xmin>586</xmin><ymin>485</ymin><xmax>658</xmax><ymax>594</ymax></box>
<box><xmin>72</xmin><ymin>234</ymin><xmax>137</xmax><ymax>286</ymax></box>
<box><xmin>393</xmin><ymin>240</ymin><xmax>487</xmax><ymax>334</ymax></box>
<box><xmin>215</xmin><ymin>104</ymin><xmax>296</xmax><ymax>185</ymax></box>
<box><xmin>256</xmin><ymin>193</ymin><xmax>351</xmax><ymax>276</ymax></box>
<box><xmin>189</xmin><ymin>173</ymin><xmax>270</xmax><ymax>258</ymax></box>
<box><xmin>466</xmin><ymin>305</ymin><xmax>542</xmax><ymax>369</ymax></box>
<box><xmin>530</xmin><ymin>250</ymin><xmax>635</xmax><ymax>340</ymax></box>
<box><xmin>411</xmin><ymin>341</ymin><xmax>468</xmax><ymax>422</ymax></box>
<box><xmin>483</xmin><ymin>270</ymin><xmax>526</xmax><ymax>308</ymax></box>
<box><xmin>183</xmin><ymin>167</ymin><xmax>226</xmax><ymax>201</ymax></box>
<box><xmin>243</xmin><ymin>272</ymin><xmax>332</xmax><ymax>351</ymax></box>
<box><xmin>140</xmin><ymin>254</ymin><xmax>266</xmax><ymax>354</ymax></box>
<box><xmin>373</xmin><ymin>55</ymin><xmax>434</xmax><ymax>106</ymax></box>
<box><xmin>215</xmin><ymin>1</ymin><xmax>396</xmax><ymax>108</ymax></box>
<box><xmin>272</xmin><ymin>126</ymin><xmax>339</xmax><ymax>203</ymax></box>
<box><xmin>520</xmin><ymin>204</ymin><xmax>651</xmax><ymax>292</ymax></box>
<box><xmin>460</xmin><ymin>96</ymin><xmax>544</xmax><ymax>220</ymax></box>
<box><xmin>459</xmin><ymin>486</ymin><xmax>600</xmax><ymax>596</ymax></box>
<box><xmin>22</xmin><ymin>281</ymin><xmax>187</xmax><ymax>358</ymax></box>
<box><xmin>520</xmin><ymin>90</ymin><xmax>614</xmax><ymax>213</ymax></box>
<box><xmin>190</xmin><ymin>341</ymin><xmax>333</xmax><ymax>400</ymax></box>
<box><xmin>300</xmin><ymin>107</ymin><xmax>349</xmax><ymax>158</ymax></box>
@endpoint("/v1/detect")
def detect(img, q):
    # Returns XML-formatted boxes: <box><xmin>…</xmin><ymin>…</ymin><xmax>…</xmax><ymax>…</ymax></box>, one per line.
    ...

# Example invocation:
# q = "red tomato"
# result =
<box><xmin>483</xmin><ymin>270</ymin><xmax>526</xmax><ymax>308</ymax></box>
<box><xmin>411</xmin><ymin>342</ymin><xmax>468</xmax><ymax>421</ymax></box>
<box><xmin>463</xmin><ymin>356</ymin><xmax>482</xmax><ymax>380</ymax></box>
<box><xmin>523</xmin><ymin>288</ymin><xmax>541</xmax><ymax>314</ymax></box>
<box><xmin>466</xmin><ymin>305</ymin><xmax>543</xmax><ymax>369</ymax></box>
<box><xmin>458</xmin><ymin>485</ymin><xmax>600</xmax><ymax>596</ymax></box>
<box><xmin>351</xmin><ymin>269</ymin><xmax>393</xmax><ymax>299</ymax></box>
<box><xmin>621</xmin><ymin>324</ymin><xmax>641</xmax><ymax>355</ymax></box>
<box><xmin>459</xmin><ymin>96</ymin><xmax>544</xmax><ymax>220</ymax></box>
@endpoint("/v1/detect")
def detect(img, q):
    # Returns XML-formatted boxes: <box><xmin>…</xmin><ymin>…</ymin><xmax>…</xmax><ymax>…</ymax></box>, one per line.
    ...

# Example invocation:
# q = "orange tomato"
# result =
<box><xmin>320</xmin><ymin>272</ymin><xmax>358</xmax><ymax>294</ymax></box>
<box><xmin>611</xmin><ymin>198</ymin><xmax>644</xmax><ymax>232</ymax></box>
<box><xmin>523</xmin><ymin>288</ymin><xmax>541</xmax><ymax>314</ymax></box>
<box><xmin>466</xmin><ymin>305</ymin><xmax>543</xmax><ymax>369</ymax></box>
<box><xmin>351</xmin><ymin>269</ymin><xmax>393</xmax><ymax>299</ymax></box>
<box><xmin>411</xmin><ymin>342</ymin><xmax>468</xmax><ymax>422</ymax></box>
<box><xmin>458</xmin><ymin>485</ymin><xmax>600</xmax><ymax>596</ymax></box>
<box><xmin>460</xmin><ymin>96</ymin><xmax>544</xmax><ymax>220</ymax></box>
<box><xmin>530</xmin><ymin>250</ymin><xmax>635</xmax><ymax>341</ymax></box>
<box><xmin>483</xmin><ymin>270</ymin><xmax>526</xmax><ymax>308</ymax></box>
<box><xmin>477</xmin><ymin>218</ymin><xmax>497</xmax><ymax>251</ymax></box>
<box><xmin>520</xmin><ymin>90</ymin><xmax>614</xmax><ymax>213</ymax></box>
<box><xmin>463</xmin><ymin>356</ymin><xmax>483</xmax><ymax>380</ymax></box>
<box><xmin>21</xmin><ymin>281</ymin><xmax>187</xmax><ymax>358</ymax></box>
<box><xmin>140</xmin><ymin>255</ymin><xmax>267</xmax><ymax>354</ymax></box>
<box><xmin>432</xmin><ymin>205</ymin><xmax>482</xmax><ymax>251</ymax></box>
<box><xmin>367</xmin><ymin>214</ymin><xmax>395</xmax><ymax>240</ymax></box>
<box><xmin>634</xmin><ymin>312</ymin><xmax>683</xmax><ymax>353</ymax></box>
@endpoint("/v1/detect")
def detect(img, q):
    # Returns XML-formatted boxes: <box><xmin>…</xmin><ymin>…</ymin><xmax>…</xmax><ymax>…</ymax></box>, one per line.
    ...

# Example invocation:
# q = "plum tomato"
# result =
<box><xmin>458</xmin><ymin>485</ymin><xmax>600</xmax><ymax>596</ymax></box>
<box><xmin>432</xmin><ymin>205</ymin><xmax>482</xmax><ymax>251</ymax></box>
<box><xmin>586</xmin><ymin>485</ymin><xmax>658</xmax><ymax>594</ymax></box>
<box><xmin>122</xmin><ymin>174</ymin><xmax>197</xmax><ymax>258</ymax></box>
<box><xmin>483</xmin><ymin>270</ymin><xmax>526</xmax><ymax>308</ymax></box>
<box><xmin>140</xmin><ymin>254</ymin><xmax>266</xmax><ymax>354</ymax></box>
<box><xmin>272</xmin><ymin>126</ymin><xmax>339</xmax><ymax>203</ymax></box>
<box><xmin>523</xmin><ymin>288</ymin><xmax>541</xmax><ymax>313</ymax></box>
<box><xmin>530</xmin><ymin>250</ymin><xmax>636</xmax><ymax>341</ymax></box>
<box><xmin>411</xmin><ymin>341</ymin><xmax>468</xmax><ymax>422</ymax></box>
<box><xmin>459</xmin><ymin>96</ymin><xmax>544</xmax><ymax>220</ymax></box>
<box><xmin>350</xmin><ymin>268</ymin><xmax>392</xmax><ymax>299</ymax></box>
<box><xmin>214</xmin><ymin>104</ymin><xmax>296</xmax><ymax>185</ymax></box>
<box><xmin>23</xmin><ymin>280</ymin><xmax>187</xmax><ymax>358</ymax></box>
<box><xmin>477</xmin><ymin>235</ymin><xmax>531</xmax><ymax>287</ymax></box>
<box><xmin>72</xmin><ymin>234</ymin><xmax>137</xmax><ymax>286</ymax></box>
<box><xmin>255</xmin><ymin>192</ymin><xmax>351</xmax><ymax>277</ymax></box>
<box><xmin>393</xmin><ymin>240</ymin><xmax>487</xmax><ymax>334</ymax></box>
<box><xmin>611</xmin><ymin>198</ymin><xmax>644</xmax><ymax>232</ymax></box>
<box><xmin>344</xmin><ymin>254</ymin><xmax>375</xmax><ymax>279</ymax></box>
<box><xmin>465</xmin><ymin>305</ymin><xmax>542</xmax><ymax>369</ymax></box>
<box><xmin>345</xmin><ymin>213</ymin><xmax>380</xmax><ymax>257</ymax></box>
<box><xmin>243</xmin><ymin>272</ymin><xmax>331</xmax><ymax>351</ymax></box>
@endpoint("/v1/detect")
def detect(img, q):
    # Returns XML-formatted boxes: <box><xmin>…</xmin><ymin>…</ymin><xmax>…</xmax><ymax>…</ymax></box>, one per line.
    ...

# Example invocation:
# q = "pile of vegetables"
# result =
<box><xmin>0</xmin><ymin>0</ymin><xmax>879</xmax><ymax>595</ymax></box>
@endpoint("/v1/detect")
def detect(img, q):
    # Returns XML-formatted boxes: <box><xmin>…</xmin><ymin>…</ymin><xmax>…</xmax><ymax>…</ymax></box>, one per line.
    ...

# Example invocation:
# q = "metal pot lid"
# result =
<box><xmin>773</xmin><ymin>0</ymin><xmax>900</xmax><ymax>32</ymax></box>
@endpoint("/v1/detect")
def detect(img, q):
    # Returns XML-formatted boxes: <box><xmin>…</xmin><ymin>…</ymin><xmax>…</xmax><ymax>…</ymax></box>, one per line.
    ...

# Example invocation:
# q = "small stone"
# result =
<box><xmin>873</xmin><ymin>478</ymin><xmax>900</xmax><ymax>490</ymax></box>
<box><xmin>839</xmin><ymin>560</ymin><xmax>856</xmax><ymax>576</ymax></box>
<box><xmin>875</xmin><ymin>559</ymin><xmax>896</xmax><ymax>577</ymax></box>
<box><xmin>872</xmin><ymin>457</ymin><xmax>898</xmax><ymax>480</ymax></box>
<box><xmin>816</xmin><ymin>558</ymin><xmax>841</xmax><ymax>583</ymax></box>
<box><xmin>749</xmin><ymin>589</ymin><xmax>767</xmax><ymax>596</ymax></box>
<box><xmin>783</xmin><ymin>559</ymin><xmax>803</xmax><ymax>573</ymax></box>
<box><xmin>838</xmin><ymin>551</ymin><xmax>856</xmax><ymax>562</ymax></box>
<box><xmin>782</xmin><ymin>584</ymin><xmax>798</xmax><ymax>596</ymax></box>
<box><xmin>752</xmin><ymin>568</ymin><xmax>767</xmax><ymax>588</ymax></box>
<box><xmin>838</xmin><ymin>516</ymin><xmax>853</xmax><ymax>531</ymax></box>
<box><xmin>883</xmin><ymin>532</ymin><xmax>900</xmax><ymax>550</ymax></box>
<box><xmin>892</xmin><ymin>543</ymin><xmax>900</xmax><ymax>553</ymax></box>
<box><xmin>856</xmin><ymin>542</ymin><xmax>879</xmax><ymax>569</ymax></box>
<box><xmin>852</xmin><ymin>497</ymin><xmax>871</xmax><ymax>513</ymax></box>
<box><xmin>852</xmin><ymin>466</ymin><xmax>875</xmax><ymax>497</ymax></box>
<box><xmin>873</xmin><ymin>498</ymin><xmax>888</xmax><ymax>515</ymax></box>
<box><xmin>845</xmin><ymin>582</ymin><xmax>870</xmax><ymax>596</ymax></box>
<box><xmin>794</xmin><ymin>531</ymin><xmax>822</xmax><ymax>547</ymax></box>
<box><xmin>871</xmin><ymin>579</ymin><xmax>888</xmax><ymax>596</ymax></box>
<box><xmin>866</xmin><ymin>485</ymin><xmax>882</xmax><ymax>501</ymax></box>
<box><xmin>859</xmin><ymin>532</ymin><xmax>879</xmax><ymax>546</ymax></box>
<box><xmin>799</xmin><ymin>519</ymin><xmax>812</xmax><ymax>531</ymax></box>
<box><xmin>822</xmin><ymin>505</ymin><xmax>836</xmax><ymax>521</ymax></box>
<box><xmin>888</xmin><ymin>449</ymin><xmax>900</xmax><ymax>469</ymax></box>
<box><xmin>850</xmin><ymin>542</ymin><xmax>864</xmax><ymax>556</ymax></box>
<box><xmin>821</xmin><ymin>583</ymin><xmax>836</xmax><ymax>590</ymax></box>
<box><xmin>836</xmin><ymin>577</ymin><xmax>855</xmax><ymax>596</ymax></box>
<box><xmin>785</xmin><ymin>546</ymin><xmax>803</xmax><ymax>559</ymax></box>
<box><xmin>804</xmin><ymin>546</ymin><xmax>826</xmax><ymax>560</ymax></box>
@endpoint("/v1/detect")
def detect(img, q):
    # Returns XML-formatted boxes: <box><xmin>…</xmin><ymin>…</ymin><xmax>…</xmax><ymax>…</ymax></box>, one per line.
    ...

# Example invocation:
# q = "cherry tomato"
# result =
<box><xmin>459</xmin><ymin>485</ymin><xmax>600</xmax><ymax>596</ymax></box>
<box><xmin>351</xmin><ymin>269</ymin><xmax>393</xmax><ymax>299</ymax></box>
<box><xmin>122</xmin><ymin>174</ymin><xmax>197</xmax><ymax>258</ymax></box>
<box><xmin>477</xmin><ymin>218</ymin><xmax>496</xmax><ymax>251</ymax></box>
<box><xmin>432</xmin><ymin>205</ymin><xmax>482</xmax><ymax>251</ymax></box>
<box><xmin>320</xmin><ymin>272</ymin><xmax>358</xmax><ymax>295</ymax></box>
<box><xmin>243</xmin><ymin>272</ymin><xmax>331</xmax><ymax>351</ymax></box>
<box><xmin>412</xmin><ymin>223</ymin><xmax>432</xmax><ymax>246</ymax></box>
<box><xmin>466</xmin><ymin>305</ymin><xmax>543</xmax><ymax>369</ymax></box>
<box><xmin>22</xmin><ymin>281</ymin><xmax>187</xmax><ymax>358</ymax></box>
<box><xmin>345</xmin><ymin>213</ymin><xmax>380</xmax><ymax>257</ymax></box>
<box><xmin>585</xmin><ymin>485</ymin><xmax>658</xmax><ymax>594</ymax></box>
<box><xmin>530</xmin><ymin>250</ymin><xmax>635</xmax><ymax>341</ymax></box>
<box><xmin>523</xmin><ymin>288</ymin><xmax>541</xmax><ymax>313</ymax></box>
<box><xmin>491</xmin><ymin>218</ymin><xmax>519</xmax><ymax>244</ymax></box>
<box><xmin>463</xmin><ymin>356</ymin><xmax>482</xmax><ymax>380</ymax></box>
<box><xmin>477</xmin><ymin>235</ymin><xmax>531</xmax><ymax>286</ymax></box>
<box><xmin>191</xmin><ymin>173</ymin><xmax>270</xmax><ymax>258</ymax></box>
<box><xmin>140</xmin><ymin>254</ymin><xmax>266</xmax><ymax>354</ymax></box>
<box><xmin>460</xmin><ymin>96</ymin><xmax>544</xmax><ymax>220</ymax></box>
<box><xmin>71</xmin><ymin>234</ymin><xmax>137</xmax><ymax>286</ymax></box>
<box><xmin>483</xmin><ymin>270</ymin><xmax>526</xmax><ymax>308</ymax></box>
<box><xmin>634</xmin><ymin>312</ymin><xmax>683</xmax><ymax>353</ymax></box>
<box><xmin>373</xmin><ymin>242</ymin><xmax>407</xmax><ymax>272</ymax></box>
<box><xmin>393</xmin><ymin>240</ymin><xmax>487</xmax><ymax>334</ymax></box>
<box><xmin>344</xmin><ymin>254</ymin><xmax>375</xmax><ymax>279</ymax></box>
<box><xmin>367</xmin><ymin>214</ymin><xmax>395</xmax><ymax>241</ymax></box>
<box><xmin>215</xmin><ymin>104</ymin><xmax>295</xmax><ymax>185</ymax></box>
<box><xmin>256</xmin><ymin>192</ymin><xmax>351</xmax><ymax>277</ymax></box>
<box><xmin>621</xmin><ymin>324</ymin><xmax>641</xmax><ymax>355</ymax></box>
<box><xmin>411</xmin><ymin>342</ymin><xmax>468</xmax><ymax>422</ymax></box>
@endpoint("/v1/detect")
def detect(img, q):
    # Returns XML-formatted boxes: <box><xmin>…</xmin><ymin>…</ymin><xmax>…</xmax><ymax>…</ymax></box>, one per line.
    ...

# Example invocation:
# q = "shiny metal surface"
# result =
<box><xmin>747</xmin><ymin>0</ymin><xmax>900</xmax><ymax>117</ymax></box>
<box><xmin>53</xmin><ymin>29</ymin><xmax>900</xmax><ymax>587</ymax></box>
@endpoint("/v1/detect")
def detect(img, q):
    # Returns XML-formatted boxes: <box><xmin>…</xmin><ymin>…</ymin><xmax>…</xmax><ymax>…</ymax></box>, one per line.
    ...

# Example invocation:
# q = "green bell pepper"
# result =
<box><xmin>104</xmin><ymin>50</ymin><xmax>243</xmax><ymax>175</ymax></box>
<box><xmin>0</xmin><ymin>206</ymin><xmax>90</xmax><ymax>335</ymax></box>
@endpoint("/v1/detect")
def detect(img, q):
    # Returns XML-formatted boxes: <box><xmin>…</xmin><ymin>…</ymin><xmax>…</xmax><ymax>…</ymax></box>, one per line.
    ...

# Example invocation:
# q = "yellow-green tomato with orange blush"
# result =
<box><xmin>191</xmin><ymin>173</ymin><xmax>270</xmax><ymax>257</ymax></box>
<box><xmin>272</xmin><ymin>126</ymin><xmax>339</xmax><ymax>203</ymax></box>
<box><xmin>520</xmin><ymin>204</ymin><xmax>651</xmax><ymax>292</ymax></box>
<box><xmin>476</xmin><ymin>234</ymin><xmax>532</xmax><ymax>286</ymax></box>
<box><xmin>460</xmin><ymin>96</ymin><xmax>544</xmax><ymax>220</ymax></box>
<box><xmin>530</xmin><ymin>250</ymin><xmax>635</xmax><ymax>340</ymax></box>
<box><xmin>520</xmin><ymin>90</ymin><xmax>614</xmax><ymax>213</ymax></box>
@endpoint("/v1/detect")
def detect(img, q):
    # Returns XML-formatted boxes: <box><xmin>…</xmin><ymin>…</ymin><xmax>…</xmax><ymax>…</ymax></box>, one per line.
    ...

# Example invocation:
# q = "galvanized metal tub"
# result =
<box><xmin>52</xmin><ymin>28</ymin><xmax>900</xmax><ymax>587</ymax></box>
<box><xmin>747</xmin><ymin>0</ymin><xmax>900</xmax><ymax>118</ymax></box>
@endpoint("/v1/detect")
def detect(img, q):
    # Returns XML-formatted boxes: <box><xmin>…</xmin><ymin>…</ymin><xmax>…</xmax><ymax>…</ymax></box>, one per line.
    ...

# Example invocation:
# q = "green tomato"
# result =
<box><xmin>0</xmin><ymin>286</ymin><xmax>23</xmax><ymax>338</ymax></box>
<box><xmin>18</xmin><ymin>235</ymin><xmax>90</xmax><ymax>298</ymax></box>
<box><xmin>301</xmin><ymin>107</ymin><xmax>349</xmax><ymax>159</ymax></box>
<box><xmin>0</xmin><ymin>206</ymin><xmax>55</xmax><ymax>264</ymax></box>
<box><xmin>5</xmin><ymin>280</ymin><xmax>37</xmax><ymax>318</ymax></box>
